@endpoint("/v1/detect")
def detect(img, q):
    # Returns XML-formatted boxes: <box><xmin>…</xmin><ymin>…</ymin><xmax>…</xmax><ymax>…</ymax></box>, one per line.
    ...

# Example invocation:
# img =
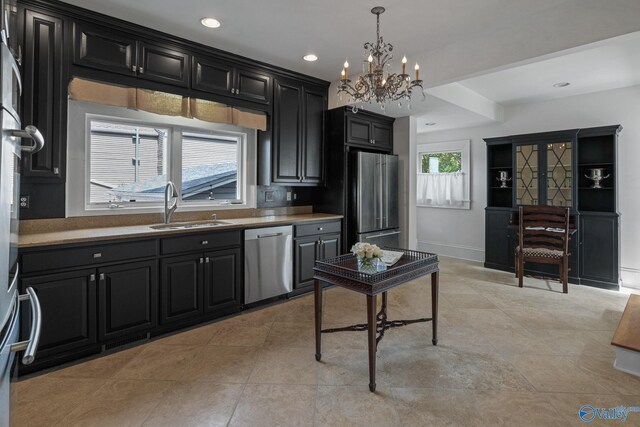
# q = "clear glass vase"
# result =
<box><xmin>357</xmin><ymin>257</ymin><xmax>379</xmax><ymax>273</ymax></box>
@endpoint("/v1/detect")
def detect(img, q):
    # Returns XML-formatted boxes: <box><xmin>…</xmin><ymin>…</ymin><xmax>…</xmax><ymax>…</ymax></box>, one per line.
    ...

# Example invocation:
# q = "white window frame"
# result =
<box><xmin>416</xmin><ymin>139</ymin><xmax>471</xmax><ymax>210</ymax></box>
<box><xmin>66</xmin><ymin>100</ymin><xmax>256</xmax><ymax>216</ymax></box>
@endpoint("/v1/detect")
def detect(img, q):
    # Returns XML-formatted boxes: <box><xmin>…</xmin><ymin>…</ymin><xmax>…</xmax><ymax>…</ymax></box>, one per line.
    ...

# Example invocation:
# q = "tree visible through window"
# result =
<box><xmin>421</xmin><ymin>152</ymin><xmax>462</xmax><ymax>173</ymax></box>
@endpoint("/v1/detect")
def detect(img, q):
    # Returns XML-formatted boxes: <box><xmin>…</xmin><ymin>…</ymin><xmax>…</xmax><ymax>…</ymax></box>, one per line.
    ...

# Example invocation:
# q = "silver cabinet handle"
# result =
<box><xmin>201</xmin><ymin>240</ymin><xmax>208</xmax><ymax>245</ymax></box>
<box><xmin>11</xmin><ymin>125</ymin><xmax>45</xmax><ymax>154</ymax></box>
<box><xmin>139</xmin><ymin>67</ymin><xmax>144</xmax><ymax>74</ymax></box>
<box><xmin>205</xmin><ymin>257</ymin><xmax>210</xmax><ymax>263</ymax></box>
<box><xmin>93</xmin><ymin>252</ymin><xmax>102</xmax><ymax>258</ymax></box>
<box><xmin>90</xmin><ymin>274</ymin><xmax>96</xmax><ymax>282</ymax></box>
<box><xmin>231</xmin><ymin>88</ymin><xmax>235</xmax><ymax>94</ymax></box>
<box><xmin>318</xmin><ymin>227</ymin><xmax>323</xmax><ymax>231</ymax></box>
<box><xmin>11</xmin><ymin>287</ymin><xmax>42</xmax><ymax>365</ymax></box>
<box><xmin>99</xmin><ymin>273</ymin><xmax>105</xmax><ymax>280</ymax></box>
<box><xmin>199</xmin><ymin>257</ymin><xmax>204</xmax><ymax>264</ymax></box>
<box><xmin>132</xmin><ymin>65</ymin><xmax>137</xmax><ymax>72</ymax></box>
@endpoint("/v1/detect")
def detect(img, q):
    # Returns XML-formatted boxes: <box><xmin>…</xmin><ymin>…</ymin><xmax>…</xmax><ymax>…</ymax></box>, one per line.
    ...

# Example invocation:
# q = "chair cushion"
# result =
<box><xmin>517</xmin><ymin>246</ymin><xmax>564</xmax><ymax>259</ymax></box>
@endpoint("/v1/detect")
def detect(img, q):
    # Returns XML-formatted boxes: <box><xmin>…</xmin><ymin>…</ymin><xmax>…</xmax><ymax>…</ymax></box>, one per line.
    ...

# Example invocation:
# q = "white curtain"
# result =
<box><xmin>417</xmin><ymin>172</ymin><xmax>465</xmax><ymax>207</ymax></box>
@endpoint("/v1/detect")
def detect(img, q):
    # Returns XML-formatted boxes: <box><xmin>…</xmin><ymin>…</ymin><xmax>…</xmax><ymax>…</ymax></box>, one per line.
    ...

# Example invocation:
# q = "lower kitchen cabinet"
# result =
<box><xmin>160</xmin><ymin>254</ymin><xmax>204</xmax><ymax>324</ymax></box>
<box><xmin>21</xmin><ymin>268</ymin><xmax>97</xmax><ymax>361</ymax></box>
<box><xmin>293</xmin><ymin>221</ymin><xmax>341</xmax><ymax>295</ymax></box>
<box><xmin>98</xmin><ymin>260</ymin><xmax>158</xmax><ymax>342</ymax></box>
<box><xmin>204</xmin><ymin>248</ymin><xmax>242</xmax><ymax>313</ymax></box>
<box><xmin>160</xmin><ymin>247</ymin><xmax>242</xmax><ymax>326</ymax></box>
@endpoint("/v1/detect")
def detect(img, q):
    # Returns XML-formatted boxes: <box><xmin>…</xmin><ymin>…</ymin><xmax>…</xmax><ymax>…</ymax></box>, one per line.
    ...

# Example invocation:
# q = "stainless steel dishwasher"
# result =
<box><xmin>244</xmin><ymin>225</ymin><xmax>293</xmax><ymax>304</ymax></box>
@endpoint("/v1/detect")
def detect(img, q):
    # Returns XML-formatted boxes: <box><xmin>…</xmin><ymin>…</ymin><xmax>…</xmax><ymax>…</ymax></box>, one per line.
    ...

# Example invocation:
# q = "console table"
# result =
<box><xmin>313</xmin><ymin>249</ymin><xmax>439</xmax><ymax>392</ymax></box>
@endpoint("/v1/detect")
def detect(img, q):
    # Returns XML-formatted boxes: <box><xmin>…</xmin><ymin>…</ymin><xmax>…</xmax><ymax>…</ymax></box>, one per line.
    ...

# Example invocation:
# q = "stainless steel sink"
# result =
<box><xmin>149</xmin><ymin>220</ymin><xmax>233</xmax><ymax>230</ymax></box>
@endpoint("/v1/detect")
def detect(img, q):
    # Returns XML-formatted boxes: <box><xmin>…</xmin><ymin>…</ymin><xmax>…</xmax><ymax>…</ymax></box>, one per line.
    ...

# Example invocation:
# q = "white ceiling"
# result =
<box><xmin>457</xmin><ymin>33</ymin><xmax>640</xmax><ymax>106</ymax></box>
<box><xmin>416</xmin><ymin>33</ymin><xmax>640</xmax><ymax>133</ymax></box>
<box><xmin>61</xmin><ymin>0</ymin><xmax>574</xmax><ymax>82</ymax></box>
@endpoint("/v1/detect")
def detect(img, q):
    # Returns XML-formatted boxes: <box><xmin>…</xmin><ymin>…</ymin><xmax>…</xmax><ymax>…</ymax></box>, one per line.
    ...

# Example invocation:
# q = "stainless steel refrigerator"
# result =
<box><xmin>353</xmin><ymin>151</ymin><xmax>400</xmax><ymax>248</ymax></box>
<box><xmin>0</xmin><ymin>1</ymin><xmax>44</xmax><ymax>424</ymax></box>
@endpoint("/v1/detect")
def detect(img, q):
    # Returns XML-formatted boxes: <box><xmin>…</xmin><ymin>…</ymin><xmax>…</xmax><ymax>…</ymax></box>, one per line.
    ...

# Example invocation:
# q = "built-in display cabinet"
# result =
<box><xmin>484</xmin><ymin>125</ymin><xmax>621</xmax><ymax>289</ymax></box>
<box><xmin>18</xmin><ymin>0</ymin><xmax>329</xmax><ymax>219</ymax></box>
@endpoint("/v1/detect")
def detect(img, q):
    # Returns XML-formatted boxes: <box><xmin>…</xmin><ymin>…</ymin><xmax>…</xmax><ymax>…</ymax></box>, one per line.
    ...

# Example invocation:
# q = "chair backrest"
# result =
<box><xmin>519</xmin><ymin>205</ymin><xmax>570</xmax><ymax>254</ymax></box>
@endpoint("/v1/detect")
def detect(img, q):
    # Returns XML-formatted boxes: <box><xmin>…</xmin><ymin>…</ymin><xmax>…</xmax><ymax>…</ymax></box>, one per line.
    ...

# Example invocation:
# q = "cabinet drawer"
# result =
<box><xmin>22</xmin><ymin>240</ymin><xmax>157</xmax><ymax>274</ymax></box>
<box><xmin>295</xmin><ymin>220</ymin><xmax>341</xmax><ymax>238</ymax></box>
<box><xmin>161</xmin><ymin>230</ymin><xmax>241</xmax><ymax>255</ymax></box>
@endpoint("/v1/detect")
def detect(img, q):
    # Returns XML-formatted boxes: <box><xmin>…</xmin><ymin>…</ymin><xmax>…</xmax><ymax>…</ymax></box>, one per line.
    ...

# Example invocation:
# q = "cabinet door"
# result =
<box><xmin>515</xmin><ymin>143</ymin><xmax>541</xmax><ymax>206</ymax></box>
<box><xmin>192</xmin><ymin>55</ymin><xmax>234</xmax><ymax>96</ymax></box>
<box><xmin>294</xmin><ymin>236</ymin><xmax>319</xmax><ymax>290</ymax></box>
<box><xmin>320</xmin><ymin>234</ymin><xmax>341</xmax><ymax>260</ymax></box>
<box><xmin>301</xmin><ymin>87</ymin><xmax>326</xmax><ymax>184</ymax></box>
<box><xmin>346</xmin><ymin>116</ymin><xmax>372</xmax><ymax>146</ymax></box>
<box><xmin>22</xmin><ymin>10</ymin><xmax>64</xmax><ymax>180</ymax></box>
<box><xmin>21</xmin><ymin>269</ymin><xmax>97</xmax><ymax>358</ymax></box>
<box><xmin>272</xmin><ymin>78</ymin><xmax>303</xmax><ymax>183</ymax></box>
<box><xmin>204</xmin><ymin>248</ymin><xmax>241</xmax><ymax>313</ymax></box>
<box><xmin>98</xmin><ymin>260</ymin><xmax>157</xmax><ymax>341</ymax></box>
<box><xmin>372</xmin><ymin>122</ymin><xmax>393</xmax><ymax>151</ymax></box>
<box><xmin>235</xmin><ymin>67</ymin><xmax>271</xmax><ymax>104</ymax></box>
<box><xmin>160</xmin><ymin>254</ymin><xmax>203</xmax><ymax>324</ymax></box>
<box><xmin>484</xmin><ymin>210</ymin><xmax>513</xmax><ymax>269</ymax></box>
<box><xmin>72</xmin><ymin>21</ymin><xmax>137</xmax><ymax>76</ymax></box>
<box><xmin>138</xmin><ymin>42</ymin><xmax>189</xmax><ymax>87</ymax></box>
<box><xmin>580</xmin><ymin>214</ymin><xmax>619</xmax><ymax>285</ymax></box>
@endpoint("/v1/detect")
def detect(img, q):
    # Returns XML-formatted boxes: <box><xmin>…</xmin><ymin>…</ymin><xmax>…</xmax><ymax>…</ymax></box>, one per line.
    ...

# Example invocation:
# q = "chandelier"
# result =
<box><xmin>338</xmin><ymin>6</ymin><xmax>424</xmax><ymax>113</ymax></box>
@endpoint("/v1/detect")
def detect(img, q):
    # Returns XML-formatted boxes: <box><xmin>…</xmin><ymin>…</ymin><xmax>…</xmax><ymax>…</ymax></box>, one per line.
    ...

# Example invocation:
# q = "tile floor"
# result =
<box><xmin>14</xmin><ymin>257</ymin><xmax>640</xmax><ymax>426</ymax></box>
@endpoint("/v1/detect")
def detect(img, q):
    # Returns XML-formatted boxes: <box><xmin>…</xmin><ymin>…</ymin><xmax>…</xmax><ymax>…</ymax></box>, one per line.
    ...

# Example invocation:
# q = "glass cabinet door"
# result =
<box><xmin>546</xmin><ymin>142</ymin><xmax>572</xmax><ymax>207</ymax></box>
<box><xmin>516</xmin><ymin>144</ymin><xmax>539</xmax><ymax>205</ymax></box>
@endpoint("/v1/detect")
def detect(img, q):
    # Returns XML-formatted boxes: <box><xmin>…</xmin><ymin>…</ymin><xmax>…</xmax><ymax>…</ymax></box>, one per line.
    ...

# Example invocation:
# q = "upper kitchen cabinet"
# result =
<box><xmin>21</xmin><ymin>8</ymin><xmax>66</xmax><ymax>181</ymax></box>
<box><xmin>192</xmin><ymin>56</ymin><xmax>271</xmax><ymax>105</ymax></box>
<box><xmin>346</xmin><ymin>112</ymin><xmax>393</xmax><ymax>151</ymax></box>
<box><xmin>271</xmin><ymin>76</ymin><xmax>327</xmax><ymax>185</ymax></box>
<box><xmin>72</xmin><ymin>21</ymin><xmax>190</xmax><ymax>87</ymax></box>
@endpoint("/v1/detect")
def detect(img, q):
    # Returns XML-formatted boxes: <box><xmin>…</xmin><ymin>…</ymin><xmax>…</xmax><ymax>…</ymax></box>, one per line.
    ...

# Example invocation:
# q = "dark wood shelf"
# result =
<box><xmin>579</xmin><ymin>162</ymin><xmax>614</xmax><ymax>166</ymax></box>
<box><xmin>489</xmin><ymin>166</ymin><xmax>512</xmax><ymax>169</ymax></box>
<box><xmin>579</xmin><ymin>187</ymin><xmax>614</xmax><ymax>190</ymax></box>
<box><xmin>490</xmin><ymin>186</ymin><xmax>512</xmax><ymax>189</ymax></box>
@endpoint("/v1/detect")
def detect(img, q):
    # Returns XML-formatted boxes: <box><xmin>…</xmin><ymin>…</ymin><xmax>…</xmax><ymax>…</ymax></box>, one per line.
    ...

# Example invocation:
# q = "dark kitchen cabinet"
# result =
<box><xmin>203</xmin><ymin>248</ymin><xmax>242</xmax><ymax>313</ymax></box>
<box><xmin>160</xmin><ymin>254</ymin><xmax>203</xmax><ymax>324</ymax></box>
<box><xmin>72</xmin><ymin>21</ymin><xmax>137</xmax><ymax>76</ymax></box>
<box><xmin>292</xmin><ymin>220</ymin><xmax>342</xmax><ymax>295</ymax></box>
<box><xmin>484</xmin><ymin>209</ymin><xmax>513</xmax><ymax>270</ymax></box>
<box><xmin>21</xmin><ymin>269</ymin><xmax>97</xmax><ymax>360</ymax></box>
<box><xmin>192</xmin><ymin>56</ymin><xmax>271</xmax><ymax>105</ymax></box>
<box><xmin>98</xmin><ymin>260</ymin><xmax>158</xmax><ymax>342</ymax></box>
<box><xmin>22</xmin><ymin>9</ymin><xmax>65</xmax><ymax>180</ymax></box>
<box><xmin>580</xmin><ymin>213</ymin><xmax>619</xmax><ymax>287</ymax></box>
<box><xmin>272</xmin><ymin>77</ymin><xmax>327</xmax><ymax>185</ymax></box>
<box><xmin>346</xmin><ymin>113</ymin><xmax>393</xmax><ymax>151</ymax></box>
<box><xmin>73</xmin><ymin>22</ymin><xmax>189</xmax><ymax>87</ymax></box>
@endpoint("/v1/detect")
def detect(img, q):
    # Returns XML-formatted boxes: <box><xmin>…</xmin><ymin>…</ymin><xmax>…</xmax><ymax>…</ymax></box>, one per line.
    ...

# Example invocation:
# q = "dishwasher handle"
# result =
<box><xmin>257</xmin><ymin>232</ymin><xmax>284</xmax><ymax>239</ymax></box>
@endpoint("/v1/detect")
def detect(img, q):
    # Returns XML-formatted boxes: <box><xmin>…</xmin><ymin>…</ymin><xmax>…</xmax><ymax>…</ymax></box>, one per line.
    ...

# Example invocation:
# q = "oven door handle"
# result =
<box><xmin>10</xmin><ymin>286</ymin><xmax>42</xmax><ymax>365</ymax></box>
<box><xmin>11</xmin><ymin>125</ymin><xmax>45</xmax><ymax>154</ymax></box>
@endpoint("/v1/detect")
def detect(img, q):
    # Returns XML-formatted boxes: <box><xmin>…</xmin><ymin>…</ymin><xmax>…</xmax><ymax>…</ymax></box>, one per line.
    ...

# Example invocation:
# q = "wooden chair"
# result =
<box><xmin>515</xmin><ymin>205</ymin><xmax>571</xmax><ymax>293</ymax></box>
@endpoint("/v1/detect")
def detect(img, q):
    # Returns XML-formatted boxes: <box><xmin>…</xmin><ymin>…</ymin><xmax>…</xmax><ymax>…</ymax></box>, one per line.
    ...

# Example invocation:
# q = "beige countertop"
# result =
<box><xmin>19</xmin><ymin>213</ymin><xmax>343</xmax><ymax>248</ymax></box>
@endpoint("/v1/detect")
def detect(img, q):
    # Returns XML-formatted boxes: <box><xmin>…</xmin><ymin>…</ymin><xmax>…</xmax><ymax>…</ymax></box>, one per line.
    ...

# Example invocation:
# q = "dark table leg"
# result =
<box><xmin>314</xmin><ymin>279</ymin><xmax>322</xmax><ymax>361</ymax></box>
<box><xmin>367</xmin><ymin>294</ymin><xmax>377</xmax><ymax>392</ymax></box>
<box><xmin>431</xmin><ymin>271</ymin><xmax>439</xmax><ymax>345</ymax></box>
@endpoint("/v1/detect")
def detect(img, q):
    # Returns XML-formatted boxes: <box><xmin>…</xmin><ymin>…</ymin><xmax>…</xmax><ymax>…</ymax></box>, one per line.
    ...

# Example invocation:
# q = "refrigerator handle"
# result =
<box><xmin>11</xmin><ymin>286</ymin><xmax>42</xmax><ymax>365</ymax></box>
<box><xmin>380</xmin><ymin>156</ymin><xmax>386</xmax><ymax>229</ymax></box>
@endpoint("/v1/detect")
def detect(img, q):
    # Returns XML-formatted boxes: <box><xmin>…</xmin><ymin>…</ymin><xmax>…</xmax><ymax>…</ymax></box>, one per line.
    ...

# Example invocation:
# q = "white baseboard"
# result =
<box><xmin>417</xmin><ymin>240</ymin><xmax>484</xmax><ymax>262</ymax></box>
<box><xmin>622</xmin><ymin>267</ymin><xmax>640</xmax><ymax>290</ymax></box>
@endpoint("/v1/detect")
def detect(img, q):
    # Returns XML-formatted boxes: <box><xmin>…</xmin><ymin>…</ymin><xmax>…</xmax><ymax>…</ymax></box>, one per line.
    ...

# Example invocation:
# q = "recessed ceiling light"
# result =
<box><xmin>201</xmin><ymin>17</ymin><xmax>221</xmax><ymax>28</ymax></box>
<box><xmin>553</xmin><ymin>82</ymin><xmax>570</xmax><ymax>88</ymax></box>
<box><xmin>303</xmin><ymin>54</ymin><xmax>318</xmax><ymax>62</ymax></box>
<box><xmin>425</xmin><ymin>122</ymin><xmax>437</xmax><ymax>126</ymax></box>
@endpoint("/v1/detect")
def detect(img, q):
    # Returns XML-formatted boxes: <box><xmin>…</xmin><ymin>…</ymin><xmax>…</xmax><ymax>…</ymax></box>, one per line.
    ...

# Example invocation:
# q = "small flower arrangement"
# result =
<box><xmin>351</xmin><ymin>242</ymin><xmax>384</xmax><ymax>273</ymax></box>
<box><xmin>351</xmin><ymin>242</ymin><xmax>383</xmax><ymax>259</ymax></box>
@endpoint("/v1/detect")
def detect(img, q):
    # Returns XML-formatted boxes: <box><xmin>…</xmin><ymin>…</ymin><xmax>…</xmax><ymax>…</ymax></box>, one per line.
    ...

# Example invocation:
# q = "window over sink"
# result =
<box><xmin>67</xmin><ymin>101</ymin><xmax>255</xmax><ymax>216</ymax></box>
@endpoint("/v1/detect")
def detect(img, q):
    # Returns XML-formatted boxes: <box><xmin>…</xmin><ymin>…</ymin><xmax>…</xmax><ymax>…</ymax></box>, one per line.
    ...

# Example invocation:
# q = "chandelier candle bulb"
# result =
<box><xmin>341</xmin><ymin>69</ymin><xmax>346</xmax><ymax>81</ymax></box>
<box><xmin>402</xmin><ymin>56</ymin><xmax>407</xmax><ymax>74</ymax></box>
<box><xmin>415</xmin><ymin>63</ymin><xmax>419</xmax><ymax>80</ymax></box>
<box><xmin>344</xmin><ymin>60</ymin><xmax>349</xmax><ymax>79</ymax></box>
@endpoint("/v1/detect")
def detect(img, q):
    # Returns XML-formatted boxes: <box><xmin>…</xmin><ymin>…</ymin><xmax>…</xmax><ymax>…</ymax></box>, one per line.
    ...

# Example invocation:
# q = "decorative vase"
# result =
<box><xmin>357</xmin><ymin>257</ymin><xmax>379</xmax><ymax>273</ymax></box>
